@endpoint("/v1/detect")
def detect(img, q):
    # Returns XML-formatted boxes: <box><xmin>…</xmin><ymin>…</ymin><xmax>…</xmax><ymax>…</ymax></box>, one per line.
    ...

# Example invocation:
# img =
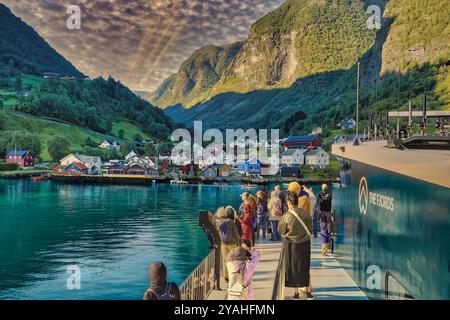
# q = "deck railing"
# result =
<box><xmin>271</xmin><ymin>241</ymin><xmax>285</xmax><ymax>300</ymax></box>
<box><xmin>179</xmin><ymin>247</ymin><xmax>218</xmax><ymax>300</ymax></box>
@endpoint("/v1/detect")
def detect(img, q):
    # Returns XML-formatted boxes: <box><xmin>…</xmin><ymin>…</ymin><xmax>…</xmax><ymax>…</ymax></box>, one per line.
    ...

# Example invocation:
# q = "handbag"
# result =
<box><xmin>289</xmin><ymin>209</ymin><xmax>312</xmax><ymax>238</ymax></box>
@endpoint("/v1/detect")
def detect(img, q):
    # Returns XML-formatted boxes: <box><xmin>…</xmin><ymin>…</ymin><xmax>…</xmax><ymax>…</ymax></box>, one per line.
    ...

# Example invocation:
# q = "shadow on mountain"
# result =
<box><xmin>164</xmin><ymin>16</ymin><xmax>447</xmax><ymax>136</ymax></box>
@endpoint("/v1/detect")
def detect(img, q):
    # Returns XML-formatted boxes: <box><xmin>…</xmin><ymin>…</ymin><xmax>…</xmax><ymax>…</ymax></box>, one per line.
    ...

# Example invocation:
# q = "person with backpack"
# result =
<box><xmin>226</xmin><ymin>241</ymin><xmax>261</xmax><ymax>300</ymax></box>
<box><xmin>317</xmin><ymin>184</ymin><xmax>333</xmax><ymax>256</ymax></box>
<box><xmin>268</xmin><ymin>191</ymin><xmax>282</xmax><ymax>241</ymax></box>
<box><xmin>235</xmin><ymin>203</ymin><xmax>255</xmax><ymax>247</ymax></box>
<box><xmin>255</xmin><ymin>190</ymin><xmax>269</xmax><ymax>240</ymax></box>
<box><xmin>278</xmin><ymin>191</ymin><xmax>314</xmax><ymax>300</ymax></box>
<box><xmin>274</xmin><ymin>185</ymin><xmax>287</xmax><ymax>214</ymax></box>
<box><xmin>215</xmin><ymin>207</ymin><xmax>241</xmax><ymax>282</ymax></box>
<box><xmin>143</xmin><ymin>262</ymin><xmax>180</xmax><ymax>300</ymax></box>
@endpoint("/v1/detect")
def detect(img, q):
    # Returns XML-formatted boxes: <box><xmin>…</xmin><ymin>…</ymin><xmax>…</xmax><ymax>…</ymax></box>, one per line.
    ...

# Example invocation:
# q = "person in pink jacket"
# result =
<box><xmin>226</xmin><ymin>242</ymin><xmax>261</xmax><ymax>300</ymax></box>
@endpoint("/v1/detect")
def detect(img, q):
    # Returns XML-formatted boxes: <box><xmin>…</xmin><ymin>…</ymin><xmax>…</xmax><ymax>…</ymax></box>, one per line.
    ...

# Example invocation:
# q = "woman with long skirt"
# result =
<box><xmin>278</xmin><ymin>191</ymin><xmax>314</xmax><ymax>300</ymax></box>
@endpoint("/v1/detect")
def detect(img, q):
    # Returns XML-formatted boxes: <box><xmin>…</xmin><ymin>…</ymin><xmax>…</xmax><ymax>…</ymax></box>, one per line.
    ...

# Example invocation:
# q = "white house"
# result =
<box><xmin>125</xmin><ymin>150</ymin><xmax>140</xmax><ymax>161</ymax></box>
<box><xmin>305</xmin><ymin>148</ymin><xmax>329</xmax><ymax>168</ymax></box>
<box><xmin>126</xmin><ymin>155</ymin><xmax>155</xmax><ymax>168</ymax></box>
<box><xmin>99</xmin><ymin>140</ymin><xmax>120</xmax><ymax>151</ymax></box>
<box><xmin>60</xmin><ymin>154</ymin><xmax>102</xmax><ymax>175</ymax></box>
<box><xmin>281</xmin><ymin>149</ymin><xmax>305</xmax><ymax>166</ymax></box>
<box><xmin>338</xmin><ymin>118</ymin><xmax>356</xmax><ymax>129</ymax></box>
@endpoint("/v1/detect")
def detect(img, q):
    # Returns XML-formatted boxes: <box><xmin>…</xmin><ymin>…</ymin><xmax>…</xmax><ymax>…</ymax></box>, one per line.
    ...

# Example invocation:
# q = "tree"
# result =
<box><xmin>133</xmin><ymin>133</ymin><xmax>143</xmax><ymax>141</ymax></box>
<box><xmin>0</xmin><ymin>99</ymin><xmax>4</xmax><ymax>110</ymax></box>
<box><xmin>84</xmin><ymin>137</ymin><xmax>98</xmax><ymax>147</ymax></box>
<box><xmin>15</xmin><ymin>77</ymin><xmax>22</xmax><ymax>91</ymax></box>
<box><xmin>0</xmin><ymin>131</ymin><xmax>42</xmax><ymax>158</ymax></box>
<box><xmin>118</xmin><ymin>129</ymin><xmax>125</xmax><ymax>139</ymax></box>
<box><xmin>48</xmin><ymin>137</ymin><xmax>71</xmax><ymax>162</ymax></box>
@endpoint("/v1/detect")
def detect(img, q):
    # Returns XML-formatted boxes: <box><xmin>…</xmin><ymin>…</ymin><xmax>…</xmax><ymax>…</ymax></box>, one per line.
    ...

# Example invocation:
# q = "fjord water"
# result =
<box><xmin>0</xmin><ymin>180</ymin><xmax>253</xmax><ymax>300</ymax></box>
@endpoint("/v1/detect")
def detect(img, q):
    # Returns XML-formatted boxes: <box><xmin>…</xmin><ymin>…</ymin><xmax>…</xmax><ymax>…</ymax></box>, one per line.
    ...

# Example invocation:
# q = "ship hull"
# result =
<box><xmin>333</xmin><ymin>160</ymin><xmax>450</xmax><ymax>299</ymax></box>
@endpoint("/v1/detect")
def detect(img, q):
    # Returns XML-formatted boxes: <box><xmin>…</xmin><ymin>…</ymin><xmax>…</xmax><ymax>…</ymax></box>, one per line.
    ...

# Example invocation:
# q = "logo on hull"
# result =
<box><xmin>359</xmin><ymin>177</ymin><xmax>369</xmax><ymax>215</ymax></box>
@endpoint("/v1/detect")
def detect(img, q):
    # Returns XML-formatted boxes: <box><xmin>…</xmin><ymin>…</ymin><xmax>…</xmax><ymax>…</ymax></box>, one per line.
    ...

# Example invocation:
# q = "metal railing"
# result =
<box><xmin>271</xmin><ymin>241</ymin><xmax>285</xmax><ymax>300</ymax></box>
<box><xmin>179</xmin><ymin>248</ymin><xmax>218</xmax><ymax>300</ymax></box>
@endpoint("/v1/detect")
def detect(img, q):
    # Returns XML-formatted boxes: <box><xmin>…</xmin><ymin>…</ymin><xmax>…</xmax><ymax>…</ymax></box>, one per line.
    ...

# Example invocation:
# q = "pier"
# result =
<box><xmin>207</xmin><ymin>238</ymin><xmax>366</xmax><ymax>300</ymax></box>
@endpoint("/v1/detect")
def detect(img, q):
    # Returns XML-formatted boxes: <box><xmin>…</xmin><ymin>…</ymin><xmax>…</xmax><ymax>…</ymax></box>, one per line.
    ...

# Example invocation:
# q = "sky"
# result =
<box><xmin>1</xmin><ymin>0</ymin><xmax>284</xmax><ymax>92</ymax></box>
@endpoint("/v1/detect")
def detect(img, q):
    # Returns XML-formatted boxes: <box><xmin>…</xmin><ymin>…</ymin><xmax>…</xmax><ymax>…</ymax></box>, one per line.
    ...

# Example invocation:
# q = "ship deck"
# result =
<box><xmin>332</xmin><ymin>141</ymin><xmax>450</xmax><ymax>188</ymax></box>
<box><xmin>208</xmin><ymin>238</ymin><xmax>367</xmax><ymax>300</ymax></box>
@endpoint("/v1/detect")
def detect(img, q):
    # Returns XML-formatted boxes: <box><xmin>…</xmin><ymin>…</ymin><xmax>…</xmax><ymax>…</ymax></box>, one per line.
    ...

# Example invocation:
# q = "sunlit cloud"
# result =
<box><xmin>1</xmin><ymin>0</ymin><xmax>284</xmax><ymax>91</ymax></box>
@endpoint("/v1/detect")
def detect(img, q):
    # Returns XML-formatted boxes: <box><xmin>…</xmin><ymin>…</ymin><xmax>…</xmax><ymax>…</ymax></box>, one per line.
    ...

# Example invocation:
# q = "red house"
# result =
<box><xmin>6</xmin><ymin>150</ymin><xmax>35</xmax><ymax>168</ymax></box>
<box><xmin>284</xmin><ymin>135</ymin><xmax>322</xmax><ymax>150</ymax></box>
<box><xmin>181</xmin><ymin>161</ymin><xmax>199</xmax><ymax>177</ymax></box>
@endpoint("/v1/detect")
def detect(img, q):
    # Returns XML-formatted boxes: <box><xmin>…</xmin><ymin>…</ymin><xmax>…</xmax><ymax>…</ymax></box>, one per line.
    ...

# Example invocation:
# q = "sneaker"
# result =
<box><xmin>306</xmin><ymin>292</ymin><xmax>315</xmax><ymax>300</ymax></box>
<box><xmin>292</xmin><ymin>292</ymin><xmax>300</xmax><ymax>300</ymax></box>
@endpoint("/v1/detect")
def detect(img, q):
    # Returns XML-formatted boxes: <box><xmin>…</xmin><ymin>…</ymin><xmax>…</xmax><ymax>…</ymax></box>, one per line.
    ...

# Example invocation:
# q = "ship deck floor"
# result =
<box><xmin>208</xmin><ymin>237</ymin><xmax>367</xmax><ymax>300</ymax></box>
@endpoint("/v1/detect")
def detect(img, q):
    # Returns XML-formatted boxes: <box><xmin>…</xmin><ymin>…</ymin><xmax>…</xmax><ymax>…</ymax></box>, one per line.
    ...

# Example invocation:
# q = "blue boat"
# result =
<box><xmin>331</xmin><ymin>137</ymin><xmax>450</xmax><ymax>299</ymax></box>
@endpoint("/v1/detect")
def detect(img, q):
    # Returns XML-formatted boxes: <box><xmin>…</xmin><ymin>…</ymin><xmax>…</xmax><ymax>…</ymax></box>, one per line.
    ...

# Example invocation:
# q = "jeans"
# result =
<box><xmin>270</xmin><ymin>220</ymin><xmax>281</xmax><ymax>241</ymax></box>
<box><xmin>256</xmin><ymin>214</ymin><xmax>268</xmax><ymax>239</ymax></box>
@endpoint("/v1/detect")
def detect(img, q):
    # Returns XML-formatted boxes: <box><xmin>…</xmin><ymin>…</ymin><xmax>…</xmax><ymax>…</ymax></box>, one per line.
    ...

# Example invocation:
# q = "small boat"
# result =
<box><xmin>31</xmin><ymin>176</ymin><xmax>45</xmax><ymax>182</ymax></box>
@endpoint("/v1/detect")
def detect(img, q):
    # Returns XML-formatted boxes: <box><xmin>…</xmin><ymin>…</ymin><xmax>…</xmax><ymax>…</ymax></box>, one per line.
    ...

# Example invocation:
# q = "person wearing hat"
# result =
<box><xmin>143</xmin><ymin>262</ymin><xmax>180</xmax><ymax>300</ymax></box>
<box><xmin>317</xmin><ymin>184</ymin><xmax>333</xmax><ymax>256</ymax></box>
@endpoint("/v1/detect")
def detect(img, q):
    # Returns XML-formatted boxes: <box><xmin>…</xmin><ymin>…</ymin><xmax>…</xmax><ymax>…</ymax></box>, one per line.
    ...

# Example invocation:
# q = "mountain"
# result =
<box><xmin>154</xmin><ymin>0</ymin><xmax>450</xmax><ymax>134</ymax></box>
<box><xmin>0</xmin><ymin>4</ymin><xmax>83</xmax><ymax>78</ymax></box>
<box><xmin>0</xmin><ymin>3</ymin><xmax>177</xmax><ymax>160</ymax></box>
<box><xmin>148</xmin><ymin>42</ymin><xmax>243</xmax><ymax>108</ymax></box>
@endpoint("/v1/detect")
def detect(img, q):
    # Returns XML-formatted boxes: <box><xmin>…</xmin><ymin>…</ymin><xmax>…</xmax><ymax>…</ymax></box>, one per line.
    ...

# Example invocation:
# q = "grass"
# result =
<box><xmin>0</xmin><ymin>110</ymin><xmax>155</xmax><ymax>161</ymax></box>
<box><xmin>0</xmin><ymin>169</ymin><xmax>51</xmax><ymax>175</ymax></box>
<box><xmin>111</xmin><ymin>121</ymin><xmax>152</xmax><ymax>141</ymax></box>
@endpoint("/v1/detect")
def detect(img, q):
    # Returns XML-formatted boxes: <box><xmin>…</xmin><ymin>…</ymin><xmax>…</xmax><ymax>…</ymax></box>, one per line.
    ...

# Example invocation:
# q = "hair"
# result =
<box><xmin>322</xmin><ymin>183</ymin><xmax>328</xmax><ymax>191</ymax></box>
<box><xmin>270</xmin><ymin>191</ymin><xmax>278</xmax><ymax>198</ymax></box>
<box><xmin>287</xmin><ymin>191</ymin><xmax>299</xmax><ymax>206</ymax></box>
<box><xmin>274</xmin><ymin>185</ymin><xmax>281</xmax><ymax>191</ymax></box>
<box><xmin>225</xmin><ymin>206</ymin><xmax>236</xmax><ymax>219</ymax></box>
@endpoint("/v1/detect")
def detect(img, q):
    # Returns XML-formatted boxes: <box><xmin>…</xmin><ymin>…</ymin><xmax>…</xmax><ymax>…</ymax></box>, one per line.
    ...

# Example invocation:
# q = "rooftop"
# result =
<box><xmin>332</xmin><ymin>140</ymin><xmax>450</xmax><ymax>188</ymax></box>
<box><xmin>6</xmin><ymin>150</ymin><xmax>30</xmax><ymax>158</ymax></box>
<box><xmin>286</xmin><ymin>135</ymin><xmax>322</xmax><ymax>143</ymax></box>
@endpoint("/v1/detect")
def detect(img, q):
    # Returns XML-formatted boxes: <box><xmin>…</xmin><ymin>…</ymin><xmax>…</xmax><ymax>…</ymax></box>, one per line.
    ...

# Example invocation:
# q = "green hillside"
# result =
<box><xmin>0</xmin><ymin>3</ymin><xmax>177</xmax><ymax>161</ymax></box>
<box><xmin>0</xmin><ymin>4</ymin><xmax>83</xmax><ymax>78</ymax></box>
<box><xmin>149</xmin><ymin>42</ymin><xmax>243</xmax><ymax>108</ymax></box>
<box><xmin>157</xmin><ymin>0</ymin><xmax>449</xmax><ymax>135</ymax></box>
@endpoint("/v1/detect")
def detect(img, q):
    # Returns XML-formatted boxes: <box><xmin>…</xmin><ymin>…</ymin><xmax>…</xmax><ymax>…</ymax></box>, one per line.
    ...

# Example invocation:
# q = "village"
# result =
<box><xmin>1</xmin><ymin>134</ymin><xmax>339</xmax><ymax>183</ymax></box>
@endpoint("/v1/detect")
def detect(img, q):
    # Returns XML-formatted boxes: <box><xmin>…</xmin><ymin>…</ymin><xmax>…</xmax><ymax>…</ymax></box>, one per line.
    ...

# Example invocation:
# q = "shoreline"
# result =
<box><xmin>0</xmin><ymin>173</ymin><xmax>338</xmax><ymax>186</ymax></box>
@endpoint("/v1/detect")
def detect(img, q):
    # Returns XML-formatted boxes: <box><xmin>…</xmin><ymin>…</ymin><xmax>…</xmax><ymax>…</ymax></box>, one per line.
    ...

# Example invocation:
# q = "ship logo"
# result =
<box><xmin>359</xmin><ymin>177</ymin><xmax>369</xmax><ymax>215</ymax></box>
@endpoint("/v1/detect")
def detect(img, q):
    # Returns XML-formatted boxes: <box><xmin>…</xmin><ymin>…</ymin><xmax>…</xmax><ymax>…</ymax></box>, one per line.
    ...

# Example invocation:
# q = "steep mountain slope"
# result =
<box><xmin>149</xmin><ymin>42</ymin><xmax>243</xmax><ymax>108</ymax></box>
<box><xmin>0</xmin><ymin>4</ymin><xmax>83</xmax><ymax>78</ymax></box>
<box><xmin>0</xmin><ymin>3</ymin><xmax>178</xmax><ymax>159</ymax></box>
<box><xmin>160</xmin><ymin>0</ymin><xmax>449</xmax><ymax>134</ymax></box>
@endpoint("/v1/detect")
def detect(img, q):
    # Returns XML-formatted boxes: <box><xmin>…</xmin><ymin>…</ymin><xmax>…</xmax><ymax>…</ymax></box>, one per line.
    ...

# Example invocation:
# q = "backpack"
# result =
<box><xmin>217</xmin><ymin>219</ymin><xmax>233</xmax><ymax>243</ymax></box>
<box><xmin>274</xmin><ymin>204</ymin><xmax>282</xmax><ymax>217</ymax></box>
<box><xmin>146</xmin><ymin>283</ymin><xmax>174</xmax><ymax>300</ymax></box>
<box><xmin>250</xmin><ymin>214</ymin><xmax>257</xmax><ymax>229</ymax></box>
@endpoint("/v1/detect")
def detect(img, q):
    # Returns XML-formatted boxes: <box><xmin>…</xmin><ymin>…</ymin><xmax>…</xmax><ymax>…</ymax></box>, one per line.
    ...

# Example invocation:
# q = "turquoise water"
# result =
<box><xmin>0</xmin><ymin>179</ymin><xmax>272</xmax><ymax>300</ymax></box>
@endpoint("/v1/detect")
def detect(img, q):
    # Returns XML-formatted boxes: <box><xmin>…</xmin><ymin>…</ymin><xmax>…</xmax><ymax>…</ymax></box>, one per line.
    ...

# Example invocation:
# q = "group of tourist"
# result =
<box><xmin>143</xmin><ymin>182</ymin><xmax>333</xmax><ymax>301</ymax></box>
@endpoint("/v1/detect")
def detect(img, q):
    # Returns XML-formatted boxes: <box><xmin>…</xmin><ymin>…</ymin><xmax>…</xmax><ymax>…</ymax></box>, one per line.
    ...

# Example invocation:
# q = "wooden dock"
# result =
<box><xmin>208</xmin><ymin>238</ymin><xmax>367</xmax><ymax>300</ymax></box>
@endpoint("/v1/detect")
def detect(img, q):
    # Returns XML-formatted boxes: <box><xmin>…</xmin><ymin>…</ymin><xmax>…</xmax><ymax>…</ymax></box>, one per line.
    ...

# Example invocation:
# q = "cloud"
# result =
<box><xmin>1</xmin><ymin>0</ymin><xmax>284</xmax><ymax>91</ymax></box>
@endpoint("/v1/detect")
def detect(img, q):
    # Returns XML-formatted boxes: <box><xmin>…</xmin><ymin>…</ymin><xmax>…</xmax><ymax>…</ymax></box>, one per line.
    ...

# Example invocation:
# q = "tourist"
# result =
<box><xmin>235</xmin><ymin>204</ymin><xmax>254</xmax><ymax>247</ymax></box>
<box><xmin>255</xmin><ymin>190</ymin><xmax>269</xmax><ymax>240</ymax></box>
<box><xmin>215</xmin><ymin>207</ymin><xmax>241</xmax><ymax>282</ymax></box>
<box><xmin>317</xmin><ymin>184</ymin><xmax>333</xmax><ymax>256</ymax></box>
<box><xmin>226</xmin><ymin>241</ymin><xmax>261</xmax><ymax>300</ymax></box>
<box><xmin>278</xmin><ymin>191</ymin><xmax>314</xmax><ymax>300</ymax></box>
<box><xmin>288</xmin><ymin>181</ymin><xmax>312</xmax><ymax>217</ymax></box>
<box><xmin>226</xmin><ymin>205</ymin><xmax>242</xmax><ymax>238</ymax></box>
<box><xmin>268</xmin><ymin>191</ymin><xmax>282</xmax><ymax>241</ymax></box>
<box><xmin>143</xmin><ymin>262</ymin><xmax>181</xmax><ymax>300</ymax></box>
<box><xmin>274</xmin><ymin>185</ymin><xmax>287</xmax><ymax>213</ymax></box>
